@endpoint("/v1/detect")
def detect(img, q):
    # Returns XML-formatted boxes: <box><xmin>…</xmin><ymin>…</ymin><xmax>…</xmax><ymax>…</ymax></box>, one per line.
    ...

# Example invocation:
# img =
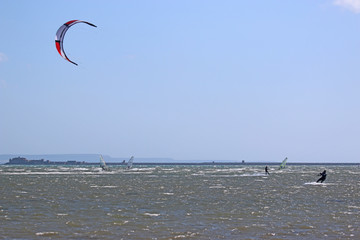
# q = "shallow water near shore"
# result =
<box><xmin>1</xmin><ymin>165</ymin><xmax>359</xmax><ymax>239</ymax></box>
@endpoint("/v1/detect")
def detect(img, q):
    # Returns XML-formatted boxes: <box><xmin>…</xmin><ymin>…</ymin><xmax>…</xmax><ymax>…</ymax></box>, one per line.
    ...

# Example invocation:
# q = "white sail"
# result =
<box><xmin>127</xmin><ymin>156</ymin><xmax>134</xmax><ymax>169</ymax></box>
<box><xmin>279</xmin><ymin>157</ymin><xmax>288</xmax><ymax>169</ymax></box>
<box><xmin>100</xmin><ymin>155</ymin><xmax>110</xmax><ymax>171</ymax></box>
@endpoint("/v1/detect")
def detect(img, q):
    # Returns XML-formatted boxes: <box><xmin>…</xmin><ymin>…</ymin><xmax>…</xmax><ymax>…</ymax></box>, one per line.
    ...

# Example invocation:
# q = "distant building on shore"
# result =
<box><xmin>7</xmin><ymin>157</ymin><xmax>29</xmax><ymax>164</ymax></box>
<box><xmin>6</xmin><ymin>157</ymin><xmax>86</xmax><ymax>165</ymax></box>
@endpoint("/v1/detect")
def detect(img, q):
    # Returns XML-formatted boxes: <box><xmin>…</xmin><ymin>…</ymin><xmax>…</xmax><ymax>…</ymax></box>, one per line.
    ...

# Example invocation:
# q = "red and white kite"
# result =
<box><xmin>55</xmin><ymin>20</ymin><xmax>97</xmax><ymax>65</ymax></box>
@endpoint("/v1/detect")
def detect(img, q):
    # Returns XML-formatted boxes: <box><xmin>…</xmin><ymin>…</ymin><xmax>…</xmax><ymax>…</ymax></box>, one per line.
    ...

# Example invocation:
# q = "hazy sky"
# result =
<box><xmin>1</xmin><ymin>0</ymin><xmax>360</xmax><ymax>162</ymax></box>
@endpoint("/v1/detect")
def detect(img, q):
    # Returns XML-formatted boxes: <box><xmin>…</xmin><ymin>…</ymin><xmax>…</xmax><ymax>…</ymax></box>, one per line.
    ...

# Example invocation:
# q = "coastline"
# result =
<box><xmin>3</xmin><ymin>162</ymin><xmax>360</xmax><ymax>166</ymax></box>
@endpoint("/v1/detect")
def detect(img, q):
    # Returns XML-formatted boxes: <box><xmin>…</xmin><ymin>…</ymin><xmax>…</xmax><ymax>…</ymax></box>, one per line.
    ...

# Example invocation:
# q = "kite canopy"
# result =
<box><xmin>55</xmin><ymin>20</ymin><xmax>97</xmax><ymax>65</ymax></box>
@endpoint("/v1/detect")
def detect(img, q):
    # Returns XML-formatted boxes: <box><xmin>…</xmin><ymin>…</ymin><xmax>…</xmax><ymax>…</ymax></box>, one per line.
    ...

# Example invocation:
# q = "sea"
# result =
<box><xmin>0</xmin><ymin>164</ymin><xmax>359</xmax><ymax>239</ymax></box>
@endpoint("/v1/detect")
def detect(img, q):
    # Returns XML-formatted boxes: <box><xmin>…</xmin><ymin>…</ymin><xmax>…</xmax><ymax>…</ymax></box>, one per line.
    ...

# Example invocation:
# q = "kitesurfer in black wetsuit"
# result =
<box><xmin>316</xmin><ymin>170</ymin><xmax>327</xmax><ymax>183</ymax></box>
<box><xmin>265</xmin><ymin>166</ymin><xmax>270</xmax><ymax>175</ymax></box>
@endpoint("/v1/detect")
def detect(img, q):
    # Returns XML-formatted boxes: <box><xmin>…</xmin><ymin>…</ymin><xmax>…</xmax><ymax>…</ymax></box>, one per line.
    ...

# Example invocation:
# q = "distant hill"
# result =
<box><xmin>0</xmin><ymin>154</ymin><xmax>175</xmax><ymax>164</ymax></box>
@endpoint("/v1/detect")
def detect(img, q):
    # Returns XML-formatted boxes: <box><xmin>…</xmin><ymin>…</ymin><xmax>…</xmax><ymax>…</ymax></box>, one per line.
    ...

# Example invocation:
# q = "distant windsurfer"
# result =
<box><xmin>316</xmin><ymin>170</ymin><xmax>327</xmax><ymax>183</ymax></box>
<box><xmin>265</xmin><ymin>166</ymin><xmax>270</xmax><ymax>175</ymax></box>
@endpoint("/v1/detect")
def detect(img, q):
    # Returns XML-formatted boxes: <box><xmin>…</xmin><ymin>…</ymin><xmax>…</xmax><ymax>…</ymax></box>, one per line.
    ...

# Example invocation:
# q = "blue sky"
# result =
<box><xmin>1</xmin><ymin>0</ymin><xmax>360</xmax><ymax>162</ymax></box>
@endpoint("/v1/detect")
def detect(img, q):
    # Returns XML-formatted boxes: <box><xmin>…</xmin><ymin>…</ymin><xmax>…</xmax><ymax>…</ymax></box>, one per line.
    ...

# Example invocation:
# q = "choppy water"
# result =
<box><xmin>0</xmin><ymin>165</ymin><xmax>359</xmax><ymax>239</ymax></box>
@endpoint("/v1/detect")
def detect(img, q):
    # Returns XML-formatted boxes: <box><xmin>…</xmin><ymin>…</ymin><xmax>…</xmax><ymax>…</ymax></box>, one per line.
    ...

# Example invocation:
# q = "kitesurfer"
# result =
<box><xmin>316</xmin><ymin>170</ymin><xmax>327</xmax><ymax>183</ymax></box>
<box><xmin>265</xmin><ymin>166</ymin><xmax>270</xmax><ymax>175</ymax></box>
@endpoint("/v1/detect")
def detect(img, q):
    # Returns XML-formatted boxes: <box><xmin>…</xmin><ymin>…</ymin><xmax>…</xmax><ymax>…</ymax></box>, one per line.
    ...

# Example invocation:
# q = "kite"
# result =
<box><xmin>55</xmin><ymin>20</ymin><xmax>97</xmax><ymax>65</ymax></box>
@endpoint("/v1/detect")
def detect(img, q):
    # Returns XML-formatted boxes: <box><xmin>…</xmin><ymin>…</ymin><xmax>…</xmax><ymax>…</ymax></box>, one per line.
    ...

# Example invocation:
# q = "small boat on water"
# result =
<box><xmin>100</xmin><ymin>155</ymin><xmax>110</xmax><ymax>171</ymax></box>
<box><xmin>279</xmin><ymin>157</ymin><xmax>288</xmax><ymax>170</ymax></box>
<box><xmin>126</xmin><ymin>156</ymin><xmax>134</xmax><ymax>169</ymax></box>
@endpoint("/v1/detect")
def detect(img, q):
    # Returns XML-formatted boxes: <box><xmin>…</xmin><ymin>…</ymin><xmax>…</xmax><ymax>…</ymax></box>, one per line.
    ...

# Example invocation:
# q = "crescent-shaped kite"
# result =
<box><xmin>55</xmin><ymin>20</ymin><xmax>97</xmax><ymax>65</ymax></box>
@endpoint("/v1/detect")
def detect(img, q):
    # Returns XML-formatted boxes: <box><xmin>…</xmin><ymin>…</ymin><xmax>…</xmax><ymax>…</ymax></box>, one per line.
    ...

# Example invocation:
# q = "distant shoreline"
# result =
<box><xmin>2</xmin><ymin>156</ymin><xmax>359</xmax><ymax>166</ymax></box>
<box><xmin>2</xmin><ymin>155</ymin><xmax>359</xmax><ymax>165</ymax></box>
<box><xmin>3</xmin><ymin>162</ymin><xmax>359</xmax><ymax>166</ymax></box>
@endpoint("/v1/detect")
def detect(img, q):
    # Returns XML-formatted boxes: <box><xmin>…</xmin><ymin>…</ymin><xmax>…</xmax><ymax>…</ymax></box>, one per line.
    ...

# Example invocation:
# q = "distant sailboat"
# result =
<box><xmin>279</xmin><ymin>157</ymin><xmax>288</xmax><ymax>170</ymax></box>
<box><xmin>100</xmin><ymin>155</ymin><xmax>110</xmax><ymax>171</ymax></box>
<box><xmin>127</xmin><ymin>156</ymin><xmax>134</xmax><ymax>169</ymax></box>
